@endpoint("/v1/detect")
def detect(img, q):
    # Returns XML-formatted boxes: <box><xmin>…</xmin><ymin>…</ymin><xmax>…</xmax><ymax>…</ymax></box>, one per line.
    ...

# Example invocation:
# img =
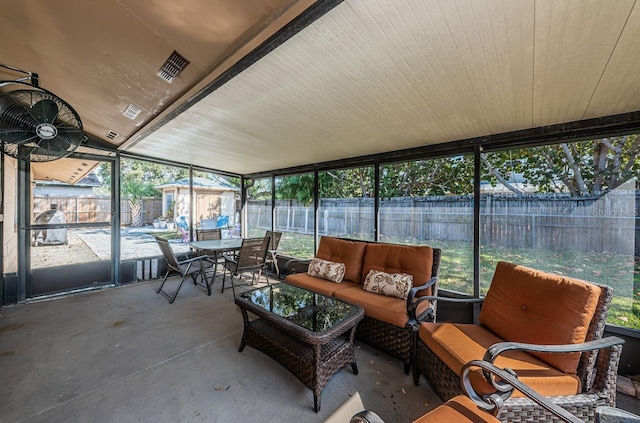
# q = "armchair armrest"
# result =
<box><xmin>406</xmin><ymin>276</ymin><xmax>437</xmax><ymax>321</ymax></box>
<box><xmin>483</xmin><ymin>336</ymin><xmax>625</xmax><ymax>363</ymax></box>
<box><xmin>177</xmin><ymin>255</ymin><xmax>209</xmax><ymax>265</ymax></box>
<box><xmin>410</xmin><ymin>291</ymin><xmax>484</xmax><ymax>323</ymax></box>
<box><xmin>350</xmin><ymin>411</ymin><xmax>386</xmax><ymax>423</ymax></box>
<box><xmin>282</xmin><ymin>258</ymin><xmax>312</xmax><ymax>275</ymax></box>
<box><xmin>461</xmin><ymin>360</ymin><xmax>583</xmax><ymax>422</ymax></box>
<box><xmin>221</xmin><ymin>253</ymin><xmax>237</xmax><ymax>264</ymax></box>
<box><xmin>482</xmin><ymin>336</ymin><xmax>625</xmax><ymax>395</ymax></box>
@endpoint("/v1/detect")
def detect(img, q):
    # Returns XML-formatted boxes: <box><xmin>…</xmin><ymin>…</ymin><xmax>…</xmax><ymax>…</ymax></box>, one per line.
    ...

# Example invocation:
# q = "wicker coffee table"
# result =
<box><xmin>235</xmin><ymin>283</ymin><xmax>364</xmax><ymax>412</ymax></box>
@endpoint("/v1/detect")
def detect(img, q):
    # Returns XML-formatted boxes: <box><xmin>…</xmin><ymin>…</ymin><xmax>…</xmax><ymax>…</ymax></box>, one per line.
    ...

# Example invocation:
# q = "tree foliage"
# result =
<box><xmin>96</xmin><ymin>159</ymin><xmax>189</xmax><ymax>226</ymax></box>
<box><xmin>95</xmin><ymin>159</ymin><xmax>190</xmax><ymax>199</ymax></box>
<box><xmin>483</xmin><ymin>135</ymin><xmax>640</xmax><ymax>196</ymax></box>
<box><xmin>248</xmin><ymin>135</ymin><xmax>640</xmax><ymax>202</ymax></box>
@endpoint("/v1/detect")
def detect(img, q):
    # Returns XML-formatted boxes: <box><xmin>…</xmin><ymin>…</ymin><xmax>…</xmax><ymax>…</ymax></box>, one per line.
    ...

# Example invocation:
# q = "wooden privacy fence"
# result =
<box><xmin>33</xmin><ymin>196</ymin><xmax>162</xmax><ymax>225</ymax></box>
<box><xmin>247</xmin><ymin>191</ymin><xmax>640</xmax><ymax>254</ymax></box>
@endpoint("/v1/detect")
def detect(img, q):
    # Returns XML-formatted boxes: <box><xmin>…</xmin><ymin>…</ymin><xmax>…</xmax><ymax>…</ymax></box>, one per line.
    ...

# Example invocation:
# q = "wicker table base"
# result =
<box><xmin>235</xmin><ymin>284</ymin><xmax>364</xmax><ymax>413</ymax></box>
<box><xmin>239</xmin><ymin>318</ymin><xmax>357</xmax><ymax>412</ymax></box>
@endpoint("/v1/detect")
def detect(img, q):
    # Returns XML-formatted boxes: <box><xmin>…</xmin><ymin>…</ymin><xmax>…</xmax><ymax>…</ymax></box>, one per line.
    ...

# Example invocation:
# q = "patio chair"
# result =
<box><xmin>264</xmin><ymin>230</ymin><xmax>282</xmax><ymax>277</ymax></box>
<box><xmin>195</xmin><ymin>228</ymin><xmax>224</xmax><ymax>274</ymax></box>
<box><xmin>221</xmin><ymin>236</ymin><xmax>270</xmax><ymax>296</ymax></box>
<box><xmin>411</xmin><ymin>261</ymin><xmax>624</xmax><ymax>422</ymax></box>
<box><xmin>154</xmin><ymin>236</ymin><xmax>214</xmax><ymax>303</ymax></box>
<box><xmin>351</xmin><ymin>358</ymin><xmax>629</xmax><ymax>423</ymax></box>
<box><xmin>195</xmin><ymin>228</ymin><xmax>222</xmax><ymax>241</ymax></box>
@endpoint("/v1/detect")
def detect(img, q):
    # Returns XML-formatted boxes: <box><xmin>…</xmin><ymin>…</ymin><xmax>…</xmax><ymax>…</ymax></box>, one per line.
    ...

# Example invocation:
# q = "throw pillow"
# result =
<box><xmin>363</xmin><ymin>269</ymin><xmax>413</xmax><ymax>299</ymax></box>
<box><xmin>307</xmin><ymin>258</ymin><xmax>346</xmax><ymax>283</ymax></box>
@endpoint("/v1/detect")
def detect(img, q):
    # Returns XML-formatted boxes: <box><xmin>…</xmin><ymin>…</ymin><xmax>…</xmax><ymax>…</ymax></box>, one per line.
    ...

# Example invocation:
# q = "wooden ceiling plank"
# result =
<box><xmin>585</xmin><ymin>3</ymin><xmax>640</xmax><ymax>118</ymax></box>
<box><xmin>532</xmin><ymin>0</ymin><xmax>635</xmax><ymax>126</ymax></box>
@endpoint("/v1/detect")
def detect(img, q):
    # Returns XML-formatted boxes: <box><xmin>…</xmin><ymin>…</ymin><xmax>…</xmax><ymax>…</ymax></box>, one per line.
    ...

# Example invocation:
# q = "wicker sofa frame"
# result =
<box><xmin>355</xmin><ymin>247</ymin><xmax>440</xmax><ymax>374</ymax></box>
<box><xmin>412</xmin><ymin>282</ymin><xmax>625</xmax><ymax>422</ymax></box>
<box><xmin>284</xmin><ymin>238</ymin><xmax>441</xmax><ymax>374</ymax></box>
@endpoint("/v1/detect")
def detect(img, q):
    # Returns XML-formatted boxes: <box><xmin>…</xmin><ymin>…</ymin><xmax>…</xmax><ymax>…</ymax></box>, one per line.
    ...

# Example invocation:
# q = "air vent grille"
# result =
<box><xmin>123</xmin><ymin>104</ymin><xmax>142</xmax><ymax>120</ymax></box>
<box><xmin>157</xmin><ymin>50</ymin><xmax>190</xmax><ymax>83</ymax></box>
<box><xmin>105</xmin><ymin>130</ymin><xmax>119</xmax><ymax>140</ymax></box>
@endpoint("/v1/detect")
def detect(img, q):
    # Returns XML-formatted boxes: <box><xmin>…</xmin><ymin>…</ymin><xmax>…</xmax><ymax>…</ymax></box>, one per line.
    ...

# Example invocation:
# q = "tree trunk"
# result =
<box><xmin>130</xmin><ymin>200</ymin><xmax>142</xmax><ymax>227</ymax></box>
<box><xmin>480</xmin><ymin>154</ymin><xmax>525</xmax><ymax>195</ymax></box>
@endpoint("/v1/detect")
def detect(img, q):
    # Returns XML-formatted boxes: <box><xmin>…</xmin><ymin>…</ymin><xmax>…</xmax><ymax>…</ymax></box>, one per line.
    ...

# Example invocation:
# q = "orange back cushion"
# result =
<box><xmin>479</xmin><ymin>261</ymin><xmax>601</xmax><ymax>373</ymax></box>
<box><xmin>361</xmin><ymin>244</ymin><xmax>434</xmax><ymax>295</ymax></box>
<box><xmin>316</xmin><ymin>237</ymin><xmax>367</xmax><ymax>283</ymax></box>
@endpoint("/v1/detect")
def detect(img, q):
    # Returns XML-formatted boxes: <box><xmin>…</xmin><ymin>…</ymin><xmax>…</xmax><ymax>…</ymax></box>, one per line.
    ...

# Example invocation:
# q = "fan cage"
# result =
<box><xmin>0</xmin><ymin>82</ymin><xmax>83</xmax><ymax>162</ymax></box>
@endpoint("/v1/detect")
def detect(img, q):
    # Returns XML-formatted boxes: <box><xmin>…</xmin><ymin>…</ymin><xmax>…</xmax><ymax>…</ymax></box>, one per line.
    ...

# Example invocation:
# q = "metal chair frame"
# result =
<box><xmin>221</xmin><ymin>236</ymin><xmax>270</xmax><ymax>296</ymax></box>
<box><xmin>154</xmin><ymin>236</ymin><xmax>213</xmax><ymax>303</ymax></box>
<box><xmin>194</xmin><ymin>228</ymin><xmax>224</xmax><ymax>283</ymax></box>
<box><xmin>264</xmin><ymin>230</ymin><xmax>283</xmax><ymax>277</ymax></box>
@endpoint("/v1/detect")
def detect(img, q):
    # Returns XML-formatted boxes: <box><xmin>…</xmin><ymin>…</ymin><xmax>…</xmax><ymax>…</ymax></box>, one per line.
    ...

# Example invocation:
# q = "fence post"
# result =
<box><xmin>324</xmin><ymin>209</ymin><xmax>329</xmax><ymax>236</ymax></box>
<box><xmin>531</xmin><ymin>213</ymin><xmax>536</xmax><ymax>249</ymax></box>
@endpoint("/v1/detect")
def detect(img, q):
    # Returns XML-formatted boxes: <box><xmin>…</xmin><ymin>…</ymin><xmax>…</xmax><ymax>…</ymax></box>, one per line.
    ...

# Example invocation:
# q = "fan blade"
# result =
<box><xmin>0</xmin><ymin>102</ymin><xmax>40</xmax><ymax>131</ymax></box>
<box><xmin>31</xmin><ymin>99</ymin><xmax>59</xmax><ymax>123</ymax></box>
<box><xmin>0</xmin><ymin>130</ymin><xmax>38</xmax><ymax>145</ymax></box>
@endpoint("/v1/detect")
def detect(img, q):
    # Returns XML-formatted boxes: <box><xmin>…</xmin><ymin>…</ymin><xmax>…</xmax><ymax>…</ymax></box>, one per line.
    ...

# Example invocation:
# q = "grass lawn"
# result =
<box><xmin>253</xmin><ymin>230</ymin><xmax>640</xmax><ymax>330</ymax></box>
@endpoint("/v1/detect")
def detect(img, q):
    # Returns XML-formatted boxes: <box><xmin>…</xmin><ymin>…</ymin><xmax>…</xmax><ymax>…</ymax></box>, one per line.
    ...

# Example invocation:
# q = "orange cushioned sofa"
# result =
<box><xmin>411</xmin><ymin>261</ymin><xmax>624</xmax><ymax>422</ymax></box>
<box><xmin>285</xmin><ymin>236</ymin><xmax>441</xmax><ymax>373</ymax></box>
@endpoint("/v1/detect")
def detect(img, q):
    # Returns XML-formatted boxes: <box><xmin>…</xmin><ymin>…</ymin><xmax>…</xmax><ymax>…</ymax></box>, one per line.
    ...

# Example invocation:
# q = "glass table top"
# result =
<box><xmin>239</xmin><ymin>283</ymin><xmax>361</xmax><ymax>333</ymax></box>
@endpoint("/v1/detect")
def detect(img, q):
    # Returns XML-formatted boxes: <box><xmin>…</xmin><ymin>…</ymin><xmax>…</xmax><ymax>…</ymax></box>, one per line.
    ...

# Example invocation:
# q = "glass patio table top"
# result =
<box><xmin>238</xmin><ymin>283</ymin><xmax>361</xmax><ymax>333</ymax></box>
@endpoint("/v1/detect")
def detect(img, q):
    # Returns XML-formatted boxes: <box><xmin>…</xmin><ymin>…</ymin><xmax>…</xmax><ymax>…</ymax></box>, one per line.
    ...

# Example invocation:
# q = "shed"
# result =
<box><xmin>155</xmin><ymin>176</ymin><xmax>240</xmax><ymax>227</ymax></box>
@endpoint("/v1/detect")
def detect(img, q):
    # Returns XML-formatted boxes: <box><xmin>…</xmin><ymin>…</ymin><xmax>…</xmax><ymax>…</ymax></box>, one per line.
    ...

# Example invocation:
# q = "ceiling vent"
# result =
<box><xmin>105</xmin><ymin>130</ymin><xmax>119</xmax><ymax>140</ymax></box>
<box><xmin>123</xmin><ymin>104</ymin><xmax>142</xmax><ymax>120</ymax></box>
<box><xmin>157</xmin><ymin>50</ymin><xmax>190</xmax><ymax>83</ymax></box>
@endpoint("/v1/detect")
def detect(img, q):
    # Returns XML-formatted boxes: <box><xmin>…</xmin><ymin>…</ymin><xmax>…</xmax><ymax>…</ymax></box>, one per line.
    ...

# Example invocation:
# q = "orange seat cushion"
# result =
<box><xmin>316</xmin><ymin>237</ymin><xmax>367</xmax><ymax>283</ymax></box>
<box><xmin>479</xmin><ymin>261</ymin><xmax>601</xmax><ymax>373</ymax></box>
<box><xmin>284</xmin><ymin>274</ymin><xmax>359</xmax><ymax>297</ymax></box>
<box><xmin>334</xmin><ymin>286</ymin><xmax>431</xmax><ymax>328</ymax></box>
<box><xmin>419</xmin><ymin>323</ymin><xmax>581</xmax><ymax>397</ymax></box>
<box><xmin>362</xmin><ymin>244</ymin><xmax>434</xmax><ymax>296</ymax></box>
<box><xmin>414</xmin><ymin>395</ymin><xmax>499</xmax><ymax>423</ymax></box>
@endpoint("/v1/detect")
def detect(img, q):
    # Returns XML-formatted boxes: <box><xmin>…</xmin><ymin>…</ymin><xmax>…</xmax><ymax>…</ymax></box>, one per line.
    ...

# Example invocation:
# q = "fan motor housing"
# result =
<box><xmin>35</xmin><ymin>122</ymin><xmax>58</xmax><ymax>140</ymax></box>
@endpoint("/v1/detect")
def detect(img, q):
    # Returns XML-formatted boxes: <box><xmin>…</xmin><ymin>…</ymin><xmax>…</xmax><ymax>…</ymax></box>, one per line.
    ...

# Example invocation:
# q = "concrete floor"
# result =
<box><xmin>1</xmin><ymin>275</ymin><xmax>639</xmax><ymax>423</ymax></box>
<box><xmin>0</xmin><ymin>277</ymin><xmax>440</xmax><ymax>423</ymax></box>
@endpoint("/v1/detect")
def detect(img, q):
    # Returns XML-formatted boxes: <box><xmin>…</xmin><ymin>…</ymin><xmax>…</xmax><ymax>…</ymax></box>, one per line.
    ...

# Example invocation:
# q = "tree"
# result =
<box><xmin>95</xmin><ymin>159</ymin><xmax>189</xmax><ymax>226</ymax></box>
<box><xmin>121</xmin><ymin>179</ymin><xmax>158</xmax><ymax>226</ymax></box>
<box><xmin>380</xmin><ymin>156</ymin><xmax>474</xmax><ymax>197</ymax></box>
<box><xmin>267</xmin><ymin>157</ymin><xmax>476</xmax><ymax>203</ymax></box>
<box><xmin>482</xmin><ymin>135</ymin><xmax>640</xmax><ymax>197</ymax></box>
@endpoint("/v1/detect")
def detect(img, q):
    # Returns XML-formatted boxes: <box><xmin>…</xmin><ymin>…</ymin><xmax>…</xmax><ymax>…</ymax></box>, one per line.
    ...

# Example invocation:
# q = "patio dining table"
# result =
<box><xmin>189</xmin><ymin>238</ymin><xmax>243</xmax><ymax>292</ymax></box>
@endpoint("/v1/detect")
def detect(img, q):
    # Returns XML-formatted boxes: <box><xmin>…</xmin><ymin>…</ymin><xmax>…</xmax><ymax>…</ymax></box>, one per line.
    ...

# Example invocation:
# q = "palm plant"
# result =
<box><xmin>121</xmin><ymin>179</ymin><xmax>158</xmax><ymax>227</ymax></box>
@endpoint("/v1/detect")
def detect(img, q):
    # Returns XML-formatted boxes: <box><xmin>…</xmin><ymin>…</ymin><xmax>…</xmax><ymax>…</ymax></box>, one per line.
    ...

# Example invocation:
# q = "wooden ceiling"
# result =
<box><xmin>2</xmin><ymin>0</ymin><xmax>640</xmax><ymax>179</ymax></box>
<box><xmin>0</xmin><ymin>0</ymin><xmax>315</xmax><ymax>181</ymax></box>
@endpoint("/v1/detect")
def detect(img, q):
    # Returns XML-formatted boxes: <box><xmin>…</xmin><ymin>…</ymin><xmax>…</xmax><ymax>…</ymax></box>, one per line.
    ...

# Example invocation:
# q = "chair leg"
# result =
<box><xmin>156</xmin><ymin>270</ymin><xmax>170</xmax><ymax>294</ymax></box>
<box><xmin>168</xmin><ymin>276</ymin><xmax>188</xmax><ymax>304</ymax></box>
<box><xmin>157</xmin><ymin>271</ymin><xmax>187</xmax><ymax>304</ymax></box>
<box><xmin>271</xmin><ymin>252</ymin><xmax>279</xmax><ymax>279</ymax></box>
<box><xmin>230</xmin><ymin>272</ymin><xmax>237</xmax><ymax>297</ymax></box>
<box><xmin>221</xmin><ymin>266</ymin><xmax>227</xmax><ymax>293</ymax></box>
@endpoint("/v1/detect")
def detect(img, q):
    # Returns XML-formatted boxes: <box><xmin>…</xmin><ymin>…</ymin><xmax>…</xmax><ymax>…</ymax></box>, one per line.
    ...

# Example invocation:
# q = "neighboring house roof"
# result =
<box><xmin>480</xmin><ymin>173</ymin><xmax>538</xmax><ymax>194</ymax></box>
<box><xmin>35</xmin><ymin>172</ymin><xmax>102</xmax><ymax>188</ymax></box>
<box><xmin>155</xmin><ymin>176</ymin><xmax>239</xmax><ymax>191</ymax></box>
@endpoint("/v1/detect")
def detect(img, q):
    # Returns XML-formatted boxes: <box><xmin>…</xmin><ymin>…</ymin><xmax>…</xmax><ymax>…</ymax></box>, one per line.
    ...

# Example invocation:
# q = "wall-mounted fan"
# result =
<box><xmin>0</xmin><ymin>78</ymin><xmax>83</xmax><ymax>162</ymax></box>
